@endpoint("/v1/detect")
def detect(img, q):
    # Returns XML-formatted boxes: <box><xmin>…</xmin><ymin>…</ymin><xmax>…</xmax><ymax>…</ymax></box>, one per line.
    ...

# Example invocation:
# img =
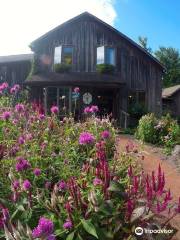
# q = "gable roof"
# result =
<box><xmin>31</xmin><ymin>12</ymin><xmax>164</xmax><ymax>69</ymax></box>
<box><xmin>162</xmin><ymin>85</ymin><xmax>180</xmax><ymax>98</ymax></box>
<box><xmin>0</xmin><ymin>54</ymin><xmax>33</xmax><ymax>64</ymax></box>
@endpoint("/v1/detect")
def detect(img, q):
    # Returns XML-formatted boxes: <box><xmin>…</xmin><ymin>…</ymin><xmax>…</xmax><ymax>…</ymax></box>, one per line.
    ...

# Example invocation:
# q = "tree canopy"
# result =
<box><xmin>154</xmin><ymin>47</ymin><xmax>180</xmax><ymax>87</ymax></box>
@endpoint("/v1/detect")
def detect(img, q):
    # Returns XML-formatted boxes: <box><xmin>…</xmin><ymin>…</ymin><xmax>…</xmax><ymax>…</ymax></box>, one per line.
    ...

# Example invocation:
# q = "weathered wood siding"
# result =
<box><xmin>0</xmin><ymin>61</ymin><xmax>31</xmax><ymax>86</ymax></box>
<box><xmin>32</xmin><ymin>15</ymin><xmax>163</xmax><ymax>114</ymax></box>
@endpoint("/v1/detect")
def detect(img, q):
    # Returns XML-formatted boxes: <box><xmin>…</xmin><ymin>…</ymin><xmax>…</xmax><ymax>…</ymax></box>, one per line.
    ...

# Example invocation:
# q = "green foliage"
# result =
<box><xmin>138</xmin><ymin>36</ymin><xmax>152</xmax><ymax>53</ymax></box>
<box><xmin>136</xmin><ymin>113</ymin><xmax>180</xmax><ymax>153</ymax></box>
<box><xmin>155</xmin><ymin>47</ymin><xmax>180</xmax><ymax>87</ymax></box>
<box><xmin>128</xmin><ymin>103</ymin><xmax>147</xmax><ymax>119</ymax></box>
<box><xmin>96</xmin><ymin>64</ymin><xmax>115</xmax><ymax>74</ymax></box>
<box><xmin>54</xmin><ymin>63</ymin><xmax>71</xmax><ymax>73</ymax></box>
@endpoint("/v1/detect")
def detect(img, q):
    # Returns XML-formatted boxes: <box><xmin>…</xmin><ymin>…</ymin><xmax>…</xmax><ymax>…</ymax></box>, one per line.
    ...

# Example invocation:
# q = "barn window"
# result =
<box><xmin>54</xmin><ymin>46</ymin><xmax>62</xmax><ymax>64</ymax></box>
<box><xmin>54</xmin><ymin>46</ymin><xmax>73</xmax><ymax>65</ymax></box>
<box><xmin>62</xmin><ymin>47</ymin><xmax>73</xmax><ymax>65</ymax></box>
<box><xmin>97</xmin><ymin>46</ymin><xmax>115</xmax><ymax>65</ymax></box>
<box><xmin>105</xmin><ymin>47</ymin><xmax>115</xmax><ymax>65</ymax></box>
<box><xmin>128</xmin><ymin>90</ymin><xmax>146</xmax><ymax>107</ymax></box>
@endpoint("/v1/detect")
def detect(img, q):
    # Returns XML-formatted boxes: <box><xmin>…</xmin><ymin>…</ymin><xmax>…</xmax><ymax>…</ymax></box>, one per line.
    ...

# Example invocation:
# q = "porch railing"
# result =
<box><xmin>120</xmin><ymin>109</ymin><xmax>130</xmax><ymax>129</ymax></box>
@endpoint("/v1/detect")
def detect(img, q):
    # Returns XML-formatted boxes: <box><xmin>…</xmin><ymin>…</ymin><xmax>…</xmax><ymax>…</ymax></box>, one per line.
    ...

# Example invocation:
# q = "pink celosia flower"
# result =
<box><xmin>18</xmin><ymin>136</ymin><xmax>25</xmax><ymax>145</ymax></box>
<box><xmin>50</xmin><ymin>106</ymin><xmax>59</xmax><ymax>114</ymax></box>
<box><xmin>63</xmin><ymin>220</ymin><xmax>73</xmax><ymax>229</ymax></box>
<box><xmin>12</xmin><ymin>180</ymin><xmax>20</xmax><ymax>190</ymax></box>
<box><xmin>15</xmin><ymin>157</ymin><xmax>31</xmax><ymax>172</ymax></box>
<box><xmin>32</xmin><ymin>217</ymin><xmax>54</xmax><ymax>238</ymax></box>
<box><xmin>33</xmin><ymin>168</ymin><xmax>41</xmax><ymax>176</ymax></box>
<box><xmin>58</xmin><ymin>180</ymin><xmax>67</xmax><ymax>191</ymax></box>
<box><xmin>101</xmin><ymin>130</ymin><xmax>110</xmax><ymax>139</ymax></box>
<box><xmin>15</xmin><ymin>103</ymin><xmax>25</xmax><ymax>112</ymax></box>
<box><xmin>90</xmin><ymin>105</ymin><xmax>99</xmax><ymax>113</ymax></box>
<box><xmin>79</xmin><ymin>132</ymin><xmax>95</xmax><ymax>145</ymax></box>
<box><xmin>84</xmin><ymin>106</ymin><xmax>91</xmax><ymax>114</ymax></box>
<box><xmin>2</xmin><ymin>111</ymin><xmax>11</xmax><ymax>121</ymax></box>
<box><xmin>93</xmin><ymin>178</ymin><xmax>103</xmax><ymax>186</ymax></box>
<box><xmin>23</xmin><ymin>180</ymin><xmax>31</xmax><ymax>191</ymax></box>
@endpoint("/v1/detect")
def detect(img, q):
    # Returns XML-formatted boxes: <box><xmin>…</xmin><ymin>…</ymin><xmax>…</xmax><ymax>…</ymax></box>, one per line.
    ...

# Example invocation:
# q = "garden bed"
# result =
<box><xmin>0</xmin><ymin>83</ymin><xmax>180</xmax><ymax>240</ymax></box>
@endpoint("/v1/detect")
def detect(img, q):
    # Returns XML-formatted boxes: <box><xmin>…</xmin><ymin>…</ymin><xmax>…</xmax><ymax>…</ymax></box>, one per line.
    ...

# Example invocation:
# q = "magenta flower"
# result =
<box><xmin>73</xmin><ymin>87</ymin><xmax>80</xmax><ymax>93</ymax></box>
<box><xmin>10</xmin><ymin>84</ymin><xmax>20</xmax><ymax>94</ymax></box>
<box><xmin>32</xmin><ymin>217</ymin><xmax>54</xmax><ymax>238</ymax></box>
<box><xmin>15</xmin><ymin>103</ymin><xmax>25</xmax><ymax>112</ymax></box>
<box><xmin>90</xmin><ymin>105</ymin><xmax>99</xmax><ymax>113</ymax></box>
<box><xmin>101</xmin><ymin>130</ymin><xmax>110</xmax><ymax>139</ymax></box>
<box><xmin>23</xmin><ymin>180</ymin><xmax>31</xmax><ymax>191</ymax></box>
<box><xmin>1</xmin><ymin>82</ymin><xmax>8</xmax><ymax>89</ymax></box>
<box><xmin>2</xmin><ymin>111</ymin><xmax>11</xmax><ymax>120</ymax></box>
<box><xmin>33</xmin><ymin>168</ymin><xmax>41</xmax><ymax>176</ymax></box>
<box><xmin>12</xmin><ymin>180</ymin><xmax>20</xmax><ymax>190</ymax></box>
<box><xmin>63</xmin><ymin>220</ymin><xmax>73</xmax><ymax>229</ymax></box>
<box><xmin>58</xmin><ymin>180</ymin><xmax>67</xmax><ymax>191</ymax></box>
<box><xmin>38</xmin><ymin>114</ymin><xmax>45</xmax><ymax>120</ymax></box>
<box><xmin>79</xmin><ymin>132</ymin><xmax>95</xmax><ymax>145</ymax></box>
<box><xmin>18</xmin><ymin>136</ymin><xmax>25</xmax><ymax>145</ymax></box>
<box><xmin>93</xmin><ymin>177</ymin><xmax>103</xmax><ymax>186</ymax></box>
<box><xmin>15</xmin><ymin>158</ymin><xmax>31</xmax><ymax>172</ymax></box>
<box><xmin>50</xmin><ymin>106</ymin><xmax>59</xmax><ymax>114</ymax></box>
<box><xmin>84</xmin><ymin>106</ymin><xmax>91</xmax><ymax>114</ymax></box>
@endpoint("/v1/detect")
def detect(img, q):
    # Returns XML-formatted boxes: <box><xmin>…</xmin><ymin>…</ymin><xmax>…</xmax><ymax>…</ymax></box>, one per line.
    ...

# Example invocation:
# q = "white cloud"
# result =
<box><xmin>0</xmin><ymin>0</ymin><xmax>117</xmax><ymax>55</ymax></box>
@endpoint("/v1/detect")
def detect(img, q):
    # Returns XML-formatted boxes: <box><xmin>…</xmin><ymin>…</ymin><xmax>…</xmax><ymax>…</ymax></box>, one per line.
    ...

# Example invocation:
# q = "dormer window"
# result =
<box><xmin>97</xmin><ymin>46</ymin><xmax>115</xmax><ymax>65</ymax></box>
<box><xmin>54</xmin><ymin>46</ymin><xmax>73</xmax><ymax>64</ymax></box>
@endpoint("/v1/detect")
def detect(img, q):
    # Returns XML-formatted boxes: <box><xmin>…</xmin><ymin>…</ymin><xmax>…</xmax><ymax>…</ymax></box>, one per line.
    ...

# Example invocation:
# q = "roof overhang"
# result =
<box><xmin>25</xmin><ymin>72</ymin><xmax>125</xmax><ymax>88</ymax></box>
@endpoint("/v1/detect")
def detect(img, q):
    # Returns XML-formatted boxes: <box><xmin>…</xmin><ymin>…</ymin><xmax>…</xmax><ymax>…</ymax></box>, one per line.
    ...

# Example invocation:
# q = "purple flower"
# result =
<box><xmin>2</xmin><ymin>111</ymin><xmax>11</xmax><ymax>120</ymax></box>
<box><xmin>101</xmin><ymin>130</ymin><xmax>110</xmax><ymax>139</ymax></box>
<box><xmin>79</xmin><ymin>132</ymin><xmax>95</xmax><ymax>145</ymax></box>
<box><xmin>50</xmin><ymin>106</ymin><xmax>59</xmax><ymax>114</ymax></box>
<box><xmin>15</xmin><ymin>158</ymin><xmax>31</xmax><ymax>172</ymax></box>
<box><xmin>63</xmin><ymin>220</ymin><xmax>73</xmax><ymax>229</ymax></box>
<box><xmin>10</xmin><ymin>84</ymin><xmax>20</xmax><ymax>94</ymax></box>
<box><xmin>33</xmin><ymin>168</ymin><xmax>41</xmax><ymax>176</ymax></box>
<box><xmin>12</xmin><ymin>180</ymin><xmax>20</xmax><ymax>190</ymax></box>
<box><xmin>18</xmin><ymin>136</ymin><xmax>25</xmax><ymax>145</ymax></box>
<box><xmin>93</xmin><ymin>177</ymin><xmax>103</xmax><ymax>186</ymax></box>
<box><xmin>39</xmin><ymin>114</ymin><xmax>45</xmax><ymax>120</ymax></box>
<box><xmin>58</xmin><ymin>180</ymin><xmax>67</xmax><ymax>191</ymax></box>
<box><xmin>73</xmin><ymin>87</ymin><xmax>80</xmax><ymax>93</ymax></box>
<box><xmin>84</xmin><ymin>106</ymin><xmax>91</xmax><ymax>114</ymax></box>
<box><xmin>90</xmin><ymin>105</ymin><xmax>99</xmax><ymax>113</ymax></box>
<box><xmin>15</xmin><ymin>103</ymin><xmax>25</xmax><ymax>112</ymax></box>
<box><xmin>23</xmin><ymin>180</ymin><xmax>31</xmax><ymax>191</ymax></box>
<box><xmin>32</xmin><ymin>217</ymin><xmax>54</xmax><ymax>238</ymax></box>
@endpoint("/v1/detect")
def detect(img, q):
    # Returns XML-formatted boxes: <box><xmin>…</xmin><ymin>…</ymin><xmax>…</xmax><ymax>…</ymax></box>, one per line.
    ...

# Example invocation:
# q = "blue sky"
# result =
<box><xmin>0</xmin><ymin>0</ymin><xmax>179</xmax><ymax>55</ymax></box>
<box><xmin>114</xmin><ymin>0</ymin><xmax>180</xmax><ymax>51</ymax></box>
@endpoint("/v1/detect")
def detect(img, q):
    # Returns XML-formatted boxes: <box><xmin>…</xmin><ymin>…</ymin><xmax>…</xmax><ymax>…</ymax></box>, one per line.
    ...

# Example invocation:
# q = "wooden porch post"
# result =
<box><xmin>44</xmin><ymin>87</ymin><xmax>48</xmax><ymax>115</ymax></box>
<box><xmin>69</xmin><ymin>87</ymin><xmax>72</xmax><ymax>114</ymax></box>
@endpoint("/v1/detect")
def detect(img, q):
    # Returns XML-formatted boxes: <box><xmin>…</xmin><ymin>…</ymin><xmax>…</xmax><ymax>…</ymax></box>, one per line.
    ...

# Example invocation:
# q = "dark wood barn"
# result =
<box><xmin>25</xmin><ymin>12</ymin><xmax>164</xmax><ymax>126</ymax></box>
<box><xmin>162</xmin><ymin>85</ymin><xmax>180</xmax><ymax>119</ymax></box>
<box><xmin>0</xmin><ymin>54</ymin><xmax>33</xmax><ymax>86</ymax></box>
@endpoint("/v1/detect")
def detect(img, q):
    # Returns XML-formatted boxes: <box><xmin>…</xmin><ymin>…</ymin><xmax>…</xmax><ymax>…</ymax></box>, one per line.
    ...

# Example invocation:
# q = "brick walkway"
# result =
<box><xmin>117</xmin><ymin>135</ymin><xmax>180</xmax><ymax>240</ymax></box>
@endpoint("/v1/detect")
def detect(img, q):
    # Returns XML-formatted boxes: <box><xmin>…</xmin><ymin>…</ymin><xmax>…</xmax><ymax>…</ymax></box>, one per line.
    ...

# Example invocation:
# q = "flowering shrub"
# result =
<box><xmin>0</xmin><ymin>85</ymin><xmax>179</xmax><ymax>239</ymax></box>
<box><xmin>136</xmin><ymin>113</ymin><xmax>180</xmax><ymax>154</ymax></box>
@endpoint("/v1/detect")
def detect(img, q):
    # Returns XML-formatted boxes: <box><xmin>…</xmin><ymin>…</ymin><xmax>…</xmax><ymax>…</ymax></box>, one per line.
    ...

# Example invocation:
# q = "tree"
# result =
<box><xmin>155</xmin><ymin>47</ymin><xmax>180</xmax><ymax>87</ymax></box>
<box><xmin>138</xmin><ymin>36</ymin><xmax>152</xmax><ymax>53</ymax></box>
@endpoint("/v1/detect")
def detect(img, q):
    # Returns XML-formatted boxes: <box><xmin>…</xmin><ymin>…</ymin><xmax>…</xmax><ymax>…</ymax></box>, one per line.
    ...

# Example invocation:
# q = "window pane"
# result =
<box><xmin>106</xmin><ymin>47</ymin><xmax>115</xmax><ymax>65</ymax></box>
<box><xmin>138</xmin><ymin>91</ymin><xmax>146</xmax><ymax>106</ymax></box>
<box><xmin>54</xmin><ymin>46</ymin><xmax>62</xmax><ymax>64</ymax></box>
<box><xmin>97</xmin><ymin>46</ymin><xmax>105</xmax><ymax>64</ymax></box>
<box><xmin>63</xmin><ymin>47</ymin><xmax>73</xmax><ymax>64</ymax></box>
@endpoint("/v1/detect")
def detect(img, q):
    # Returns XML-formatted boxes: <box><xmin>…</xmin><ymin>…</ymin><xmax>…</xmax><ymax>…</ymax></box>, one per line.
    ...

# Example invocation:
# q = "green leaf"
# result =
<box><xmin>81</xmin><ymin>219</ymin><xmax>98</xmax><ymax>239</ymax></box>
<box><xmin>66</xmin><ymin>231</ymin><xmax>75</xmax><ymax>240</ymax></box>
<box><xmin>108</xmin><ymin>181</ymin><xmax>121</xmax><ymax>192</ymax></box>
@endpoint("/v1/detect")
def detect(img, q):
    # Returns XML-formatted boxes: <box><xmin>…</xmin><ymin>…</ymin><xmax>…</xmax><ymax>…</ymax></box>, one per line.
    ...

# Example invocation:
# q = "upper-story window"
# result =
<box><xmin>54</xmin><ymin>46</ymin><xmax>73</xmax><ymax>64</ymax></box>
<box><xmin>97</xmin><ymin>46</ymin><xmax>115</xmax><ymax>65</ymax></box>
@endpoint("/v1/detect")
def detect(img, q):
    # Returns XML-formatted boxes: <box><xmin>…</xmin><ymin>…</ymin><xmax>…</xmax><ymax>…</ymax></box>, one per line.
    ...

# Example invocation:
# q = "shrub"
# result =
<box><xmin>96</xmin><ymin>64</ymin><xmax>115</xmax><ymax>74</ymax></box>
<box><xmin>135</xmin><ymin>113</ymin><xmax>158</xmax><ymax>144</ymax></box>
<box><xmin>54</xmin><ymin>63</ymin><xmax>71</xmax><ymax>73</ymax></box>
<box><xmin>136</xmin><ymin>113</ymin><xmax>180</xmax><ymax>154</ymax></box>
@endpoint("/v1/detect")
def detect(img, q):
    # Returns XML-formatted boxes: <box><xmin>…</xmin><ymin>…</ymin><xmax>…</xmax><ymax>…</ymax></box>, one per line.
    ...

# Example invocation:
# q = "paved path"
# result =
<box><xmin>117</xmin><ymin>135</ymin><xmax>180</xmax><ymax>240</ymax></box>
